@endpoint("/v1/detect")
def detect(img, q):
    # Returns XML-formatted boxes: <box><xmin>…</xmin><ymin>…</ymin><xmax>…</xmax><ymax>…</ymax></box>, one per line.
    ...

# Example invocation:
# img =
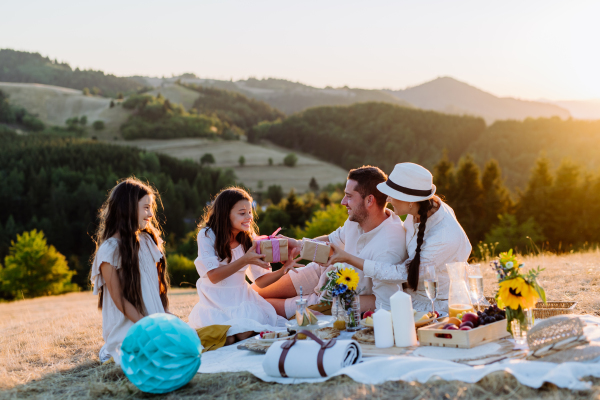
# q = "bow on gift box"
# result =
<box><xmin>255</xmin><ymin>227</ymin><xmax>282</xmax><ymax>262</ymax></box>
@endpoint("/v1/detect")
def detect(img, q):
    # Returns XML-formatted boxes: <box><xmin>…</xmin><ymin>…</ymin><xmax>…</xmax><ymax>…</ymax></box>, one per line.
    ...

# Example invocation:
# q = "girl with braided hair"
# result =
<box><xmin>327</xmin><ymin>163</ymin><xmax>471</xmax><ymax>313</ymax></box>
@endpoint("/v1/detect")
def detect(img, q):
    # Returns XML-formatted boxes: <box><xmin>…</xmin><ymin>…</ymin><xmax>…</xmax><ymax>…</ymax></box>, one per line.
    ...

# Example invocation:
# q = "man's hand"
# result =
<box><xmin>325</xmin><ymin>243</ymin><xmax>351</xmax><ymax>268</ymax></box>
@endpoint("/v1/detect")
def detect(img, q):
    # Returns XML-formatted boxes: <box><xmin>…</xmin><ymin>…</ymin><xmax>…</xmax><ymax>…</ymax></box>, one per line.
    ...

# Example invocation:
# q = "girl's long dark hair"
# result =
<box><xmin>406</xmin><ymin>197</ymin><xmax>438</xmax><ymax>291</ymax></box>
<box><xmin>92</xmin><ymin>177</ymin><xmax>169</xmax><ymax>315</ymax></box>
<box><xmin>199</xmin><ymin>187</ymin><xmax>257</xmax><ymax>261</ymax></box>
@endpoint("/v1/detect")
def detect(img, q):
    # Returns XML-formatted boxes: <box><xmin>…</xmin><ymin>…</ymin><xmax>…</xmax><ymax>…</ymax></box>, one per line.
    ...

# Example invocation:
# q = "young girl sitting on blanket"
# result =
<box><xmin>188</xmin><ymin>187</ymin><xmax>301</xmax><ymax>345</ymax></box>
<box><xmin>90</xmin><ymin>178</ymin><xmax>170</xmax><ymax>363</ymax></box>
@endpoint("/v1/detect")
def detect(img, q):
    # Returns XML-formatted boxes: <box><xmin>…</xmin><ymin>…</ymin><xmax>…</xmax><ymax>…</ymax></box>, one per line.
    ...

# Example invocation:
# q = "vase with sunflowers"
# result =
<box><xmin>491</xmin><ymin>249</ymin><xmax>546</xmax><ymax>344</ymax></box>
<box><xmin>320</xmin><ymin>263</ymin><xmax>362</xmax><ymax>331</ymax></box>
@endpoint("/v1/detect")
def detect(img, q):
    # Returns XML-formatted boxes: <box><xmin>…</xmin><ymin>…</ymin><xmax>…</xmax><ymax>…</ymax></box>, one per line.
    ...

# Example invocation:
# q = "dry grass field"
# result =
<box><xmin>1</xmin><ymin>250</ymin><xmax>600</xmax><ymax>399</ymax></box>
<box><xmin>116</xmin><ymin>138</ymin><xmax>349</xmax><ymax>193</ymax></box>
<box><xmin>146</xmin><ymin>84</ymin><xmax>199</xmax><ymax>111</ymax></box>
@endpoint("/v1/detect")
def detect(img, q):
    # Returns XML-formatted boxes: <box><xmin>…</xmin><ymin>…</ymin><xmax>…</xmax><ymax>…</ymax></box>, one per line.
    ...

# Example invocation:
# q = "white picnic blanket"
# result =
<box><xmin>198</xmin><ymin>315</ymin><xmax>600</xmax><ymax>390</ymax></box>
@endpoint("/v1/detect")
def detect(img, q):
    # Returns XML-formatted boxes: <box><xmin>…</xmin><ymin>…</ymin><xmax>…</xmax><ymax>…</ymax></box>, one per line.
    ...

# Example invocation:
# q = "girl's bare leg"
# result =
<box><xmin>251</xmin><ymin>274</ymin><xmax>296</xmax><ymax>298</ymax></box>
<box><xmin>234</xmin><ymin>331</ymin><xmax>255</xmax><ymax>342</ymax></box>
<box><xmin>264</xmin><ymin>298</ymin><xmax>287</xmax><ymax>318</ymax></box>
<box><xmin>225</xmin><ymin>335</ymin><xmax>236</xmax><ymax>346</ymax></box>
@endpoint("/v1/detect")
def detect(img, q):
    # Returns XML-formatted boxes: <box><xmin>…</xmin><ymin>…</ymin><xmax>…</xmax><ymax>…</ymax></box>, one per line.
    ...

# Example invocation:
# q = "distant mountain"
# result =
<box><xmin>542</xmin><ymin>99</ymin><xmax>600</xmax><ymax>120</ymax></box>
<box><xmin>133</xmin><ymin>75</ymin><xmax>414</xmax><ymax>115</ymax></box>
<box><xmin>387</xmin><ymin>77</ymin><xmax>571</xmax><ymax>124</ymax></box>
<box><xmin>0</xmin><ymin>49</ymin><xmax>147</xmax><ymax>98</ymax></box>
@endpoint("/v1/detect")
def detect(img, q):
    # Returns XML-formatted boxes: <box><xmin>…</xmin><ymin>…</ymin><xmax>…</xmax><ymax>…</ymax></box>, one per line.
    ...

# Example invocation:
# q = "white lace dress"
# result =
<box><xmin>90</xmin><ymin>233</ymin><xmax>166</xmax><ymax>363</ymax></box>
<box><xmin>363</xmin><ymin>202</ymin><xmax>472</xmax><ymax>312</ymax></box>
<box><xmin>188</xmin><ymin>228</ymin><xmax>287</xmax><ymax>336</ymax></box>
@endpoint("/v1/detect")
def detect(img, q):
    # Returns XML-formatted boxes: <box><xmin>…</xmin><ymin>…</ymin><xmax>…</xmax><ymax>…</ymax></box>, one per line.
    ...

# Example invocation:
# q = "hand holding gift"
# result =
<box><xmin>254</xmin><ymin>227</ymin><xmax>288</xmax><ymax>263</ymax></box>
<box><xmin>299</xmin><ymin>238</ymin><xmax>331</xmax><ymax>264</ymax></box>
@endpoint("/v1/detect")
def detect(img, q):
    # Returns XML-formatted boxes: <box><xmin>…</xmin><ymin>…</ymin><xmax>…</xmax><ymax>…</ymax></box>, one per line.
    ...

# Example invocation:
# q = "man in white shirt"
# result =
<box><xmin>253</xmin><ymin>166</ymin><xmax>408</xmax><ymax>318</ymax></box>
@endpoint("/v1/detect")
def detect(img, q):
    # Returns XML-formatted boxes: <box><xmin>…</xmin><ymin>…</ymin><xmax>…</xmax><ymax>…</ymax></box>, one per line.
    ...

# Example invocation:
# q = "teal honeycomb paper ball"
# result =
<box><xmin>120</xmin><ymin>314</ymin><xmax>202</xmax><ymax>394</ymax></box>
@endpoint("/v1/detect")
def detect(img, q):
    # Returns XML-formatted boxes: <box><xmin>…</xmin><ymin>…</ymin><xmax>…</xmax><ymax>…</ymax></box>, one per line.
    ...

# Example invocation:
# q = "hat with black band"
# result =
<box><xmin>376</xmin><ymin>162</ymin><xmax>436</xmax><ymax>202</ymax></box>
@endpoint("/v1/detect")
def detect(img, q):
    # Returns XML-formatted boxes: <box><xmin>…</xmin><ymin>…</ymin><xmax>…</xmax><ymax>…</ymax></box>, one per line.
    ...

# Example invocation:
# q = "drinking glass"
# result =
<box><xmin>422</xmin><ymin>265</ymin><xmax>438</xmax><ymax>314</ymax></box>
<box><xmin>466</xmin><ymin>263</ymin><xmax>489</xmax><ymax>311</ymax></box>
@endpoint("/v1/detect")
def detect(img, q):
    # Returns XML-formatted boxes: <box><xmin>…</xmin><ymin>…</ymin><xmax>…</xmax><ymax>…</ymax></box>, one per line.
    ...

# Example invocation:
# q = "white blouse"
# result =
<box><xmin>363</xmin><ymin>201</ymin><xmax>472</xmax><ymax>312</ymax></box>
<box><xmin>90</xmin><ymin>233</ymin><xmax>166</xmax><ymax>363</ymax></box>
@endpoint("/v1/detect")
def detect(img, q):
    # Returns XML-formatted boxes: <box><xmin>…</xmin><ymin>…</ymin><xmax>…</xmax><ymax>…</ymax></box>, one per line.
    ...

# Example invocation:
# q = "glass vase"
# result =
<box><xmin>508</xmin><ymin>307</ymin><xmax>533</xmax><ymax>346</ymax></box>
<box><xmin>332</xmin><ymin>295</ymin><xmax>361</xmax><ymax>331</ymax></box>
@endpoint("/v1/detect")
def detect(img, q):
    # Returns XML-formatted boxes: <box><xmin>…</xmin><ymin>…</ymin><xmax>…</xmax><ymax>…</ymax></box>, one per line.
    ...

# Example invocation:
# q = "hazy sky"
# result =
<box><xmin>2</xmin><ymin>0</ymin><xmax>599</xmax><ymax>100</ymax></box>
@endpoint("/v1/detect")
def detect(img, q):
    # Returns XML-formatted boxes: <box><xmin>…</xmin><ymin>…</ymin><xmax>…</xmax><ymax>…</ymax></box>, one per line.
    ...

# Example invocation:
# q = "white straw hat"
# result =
<box><xmin>376</xmin><ymin>163</ymin><xmax>436</xmax><ymax>202</ymax></box>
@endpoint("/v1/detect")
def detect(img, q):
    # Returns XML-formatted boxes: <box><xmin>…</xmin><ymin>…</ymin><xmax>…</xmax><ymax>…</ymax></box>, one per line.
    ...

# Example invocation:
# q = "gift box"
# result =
<box><xmin>254</xmin><ymin>228</ymin><xmax>288</xmax><ymax>263</ymax></box>
<box><xmin>300</xmin><ymin>238</ymin><xmax>331</xmax><ymax>264</ymax></box>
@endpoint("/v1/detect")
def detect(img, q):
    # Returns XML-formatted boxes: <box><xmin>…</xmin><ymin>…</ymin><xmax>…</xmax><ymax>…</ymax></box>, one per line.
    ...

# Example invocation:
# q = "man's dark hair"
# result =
<box><xmin>347</xmin><ymin>166</ymin><xmax>388</xmax><ymax>208</ymax></box>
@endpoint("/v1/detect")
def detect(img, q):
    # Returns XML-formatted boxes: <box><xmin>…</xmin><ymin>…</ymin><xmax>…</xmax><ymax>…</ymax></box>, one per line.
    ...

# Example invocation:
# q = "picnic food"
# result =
<box><xmin>260</xmin><ymin>331</ymin><xmax>277</xmax><ymax>339</ymax></box>
<box><xmin>296</xmin><ymin>308</ymin><xmax>319</xmax><ymax>326</ymax></box>
<box><xmin>449</xmin><ymin>304</ymin><xmax>475</xmax><ymax>318</ymax></box>
<box><xmin>447</xmin><ymin>317</ymin><xmax>462</xmax><ymax>326</ymax></box>
<box><xmin>363</xmin><ymin>310</ymin><xmax>374</xmax><ymax>319</ymax></box>
<box><xmin>478</xmin><ymin>305</ymin><xmax>506</xmax><ymax>326</ymax></box>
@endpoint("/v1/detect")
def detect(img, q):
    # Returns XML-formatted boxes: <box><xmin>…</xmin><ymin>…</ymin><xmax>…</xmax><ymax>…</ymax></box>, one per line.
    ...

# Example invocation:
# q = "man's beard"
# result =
<box><xmin>349</xmin><ymin>202</ymin><xmax>367</xmax><ymax>224</ymax></box>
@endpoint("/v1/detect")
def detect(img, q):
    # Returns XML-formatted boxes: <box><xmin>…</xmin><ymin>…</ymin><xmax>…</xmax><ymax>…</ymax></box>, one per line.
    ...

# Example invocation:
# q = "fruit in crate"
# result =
<box><xmin>477</xmin><ymin>305</ymin><xmax>506</xmax><ymax>326</ymax></box>
<box><xmin>461</xmin><ymin>312</ymin><xmax>479</xmax><ymax>326</ymax></box>
<box><xmin>447</xmin><ymin>317</ymin><xmax>462</xmax><ymax>326</ymax></box>
<box><xmin>459</xmin><ymin>321</ymin><xmax>474</xmax><ymax>329</ymax></box>
<box><xmin>295</xmin><ymin>308</ymin><xmax>319</xmax><ymax>326</ymax></box>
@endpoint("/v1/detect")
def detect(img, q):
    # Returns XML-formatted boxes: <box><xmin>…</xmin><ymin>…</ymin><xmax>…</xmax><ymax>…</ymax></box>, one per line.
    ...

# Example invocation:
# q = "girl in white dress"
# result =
<box><xmin>90</xmin><ymin>178</ymin><xmax>170</xmax><ymax>363</ymax></box>
<box><xmin>188</xmin><ymin>188</ymin><xmax>301</xmax><ymax>344</ymax></box>
<box><xmin>328</xmin><ymin>163</ymin><xmax>472</xmax><ymax>313</ymax></box>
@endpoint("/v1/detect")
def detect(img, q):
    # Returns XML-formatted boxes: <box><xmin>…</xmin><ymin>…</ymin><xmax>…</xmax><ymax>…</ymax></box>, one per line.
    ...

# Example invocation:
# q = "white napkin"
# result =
<box><xmin>263</xmin><ymin>339</ymin><xmax>362</xmax><ymax>378</ymax></box>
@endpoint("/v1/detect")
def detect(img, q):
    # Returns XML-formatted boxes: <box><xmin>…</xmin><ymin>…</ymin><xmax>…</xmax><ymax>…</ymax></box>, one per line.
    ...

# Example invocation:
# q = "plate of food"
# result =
<box><xmin>254</xmin><ymin>330</ymin><xmax>293</xmax><ymax>343</ymax></box>
<box><xmin>285</xmin><ymin>309</ymin><xmax>334</xmax><ymax>331</ymax></box>
<box><xmin>360</xmin><ymin>310</ymin><xmax>448</xmax><ymax>328</ymax></box>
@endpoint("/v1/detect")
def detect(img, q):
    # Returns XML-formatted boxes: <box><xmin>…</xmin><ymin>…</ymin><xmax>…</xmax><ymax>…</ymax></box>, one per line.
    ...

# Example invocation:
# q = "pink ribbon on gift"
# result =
<box><xmin>303</xmin><ymin>238</ymin><xmax>324</xmax><ymax>262</ymax></box>
<box><xmin>255</xmin><ymin>227</ymin><xmax>282</xmax><ymax>262</ymax></box>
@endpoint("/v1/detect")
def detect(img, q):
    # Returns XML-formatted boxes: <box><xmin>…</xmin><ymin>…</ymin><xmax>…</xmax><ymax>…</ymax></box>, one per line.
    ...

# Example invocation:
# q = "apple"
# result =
<box><xmin>460</xmin><ymin>326</ymin><xmax>472</xmax><ymax>331</ymax></box>
<box><xmin>444</xmin><ymin>325</ymin><xmax>459</xmax><ymax>330</ymax></box>
<box><xmin>363</xmin><ymin>310</ymin><xmax>374</xmax><ymax>319</ymax></box>
<box><xmin>461</xmin><ymin>312</ymin><xmax>480</xmax><ymax>327</ymax></box>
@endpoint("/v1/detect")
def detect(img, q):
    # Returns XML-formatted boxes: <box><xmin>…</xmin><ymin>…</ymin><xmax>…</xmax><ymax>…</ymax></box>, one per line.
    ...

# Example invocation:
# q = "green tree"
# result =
<box><xmin>309</xmin><ymin>177</ymin><xmax>319</xmax><ymax>192</ymax></box>
<box><xmin>481</xmin><ymin>159</ymin><xmax>512</xmax><ymax>231</ymax></box>
<box><xmin>295</xmin><ymin>204</ymin><xmax>347</xmax><ymax>238</ymax></box>
<box><xmin>517</xmin><ymin>155</ymin><xmax>553</xmax><ymax>241</ymax></box>
<box><xmin>284</xmin><ymin>153</ymin><xmax>298</xmax><ymax>167</ymax></box>
<box><xmin>82</xmin><ymin>87</ymin><xmax>90</xmax><ymax>96</ymax></box>
<box><xmin>0</xmin><ymin>230</ymin><xmax>78</xmax><ymax>298</ymax></box>
<box><xmin>79</xmin><ymin>115</ymin><xmax>87</xmax><ymax>125</ymax></box>
<box><xmin>483</xmin><ymin>214</ymin><xmax>545</xmax><ymax>255</ymax></box>
<box><xmin>452</xmin><ymin>155</ymin><xmax>485</xmax><ymax>242</ymax></box>
<box><xmin>268</xmin><ymin>157</ymin><xmax>273</xmax><ymax>166</ymax></box>
<box><xmin>92</xmin><ymin>120</ymin><xmax>105</xmax><ymax>130</ymax></box>
<box><xmin>266</xmin><ymin>185</ymin><xmax>284</xmax><ymax>205</ymax></box>
<box><xmin>110</xmin><ymin>100</ymin><xmax>115</xmax><ymax>108</ymax></box>
<box><xmin>238</xmin><ymin>155</ymin><xmax>246</xmax><ymax>167</ymax></box>
<box><xmin>547</xmin><ymin>159</ymin><xmax>582</xmax><ymax>248</ymax></box>
<box><xmin>117</xmin><ymin>92</ymin><xmax>124</xmax><ymax>100</ymax></box>
<box><xmin>200</xmin><ymin>153</ymin><xmax>216</xmax><ymax>165</ymax></box>
<box><xmin>433</xmin><ymin>150</ymin><xmax>456</xmax><ymax>203</ymax></box>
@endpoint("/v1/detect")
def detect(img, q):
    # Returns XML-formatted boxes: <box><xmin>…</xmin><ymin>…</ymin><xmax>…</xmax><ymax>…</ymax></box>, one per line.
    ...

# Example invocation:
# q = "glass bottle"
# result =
<box><xmin>446</xmin><ymin>262</ymin><xmax>474</xmax><ymax>318</ymax></box>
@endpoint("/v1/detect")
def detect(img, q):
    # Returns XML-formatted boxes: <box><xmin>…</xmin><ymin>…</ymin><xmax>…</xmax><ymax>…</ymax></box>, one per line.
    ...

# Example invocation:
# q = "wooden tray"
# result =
<box><xmin>417</xmin><ymin>320</ymin><xmax>510</xmax><ymax>349</ymax></box>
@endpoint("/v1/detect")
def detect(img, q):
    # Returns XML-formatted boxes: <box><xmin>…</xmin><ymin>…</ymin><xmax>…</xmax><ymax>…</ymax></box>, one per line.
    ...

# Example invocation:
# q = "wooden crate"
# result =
<box><xmin>417</xmin><ymin>320</ymin><xmax>510</xmax><ymax>349</ymax></box>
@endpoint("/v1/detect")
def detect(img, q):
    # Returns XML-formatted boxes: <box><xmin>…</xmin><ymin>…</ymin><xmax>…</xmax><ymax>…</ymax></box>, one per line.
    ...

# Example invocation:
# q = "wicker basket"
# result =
<box><xmin>484</xmin><ymin>297</ymin><xmax>577</xmax><ymax>319</ymax></box>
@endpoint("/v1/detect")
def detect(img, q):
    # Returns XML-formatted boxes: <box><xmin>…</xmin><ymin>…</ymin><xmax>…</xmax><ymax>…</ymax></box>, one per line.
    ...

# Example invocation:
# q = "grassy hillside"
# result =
<box><xmin>0</xmin><ymin>49</ymin><xmax>146</xmax><ymax>98</ymax></box>
<box><xmin>136</xmin><ymin>75</ymin><xmax>414</xmax><ymax>115</ymax></box>
<box><xmin>147</xmin><ymin>84</ymin><xmax>200</xmax><ymax>111</ymax></box>
<box><xmin>116</xmin><ymin>138</ymin><xmax>348</xmax><ymax>194</ymax></box>
<box><xmin>0</xmin><ymin>82</ymin><xmax>130</xmax><ymax>139</ymax></box>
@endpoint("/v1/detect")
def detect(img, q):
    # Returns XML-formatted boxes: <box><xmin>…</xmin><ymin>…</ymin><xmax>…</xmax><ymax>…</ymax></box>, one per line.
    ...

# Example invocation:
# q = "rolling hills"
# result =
<box><xmin>387</xmin><ymin>77</ymin><xmax>571</xmax><ymax>124</ymax></box>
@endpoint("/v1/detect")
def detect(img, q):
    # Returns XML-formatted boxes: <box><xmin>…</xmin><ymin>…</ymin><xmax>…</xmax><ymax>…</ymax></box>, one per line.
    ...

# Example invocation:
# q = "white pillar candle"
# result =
<box><xmin>373</xmin><ymin>309</ymin><xmax>394</xmax><ymax>348</ymax></box>
<box><xmin>390</xmin><ymin>290</ymin><xmax>418</xmax><ymax>347</ymax></box>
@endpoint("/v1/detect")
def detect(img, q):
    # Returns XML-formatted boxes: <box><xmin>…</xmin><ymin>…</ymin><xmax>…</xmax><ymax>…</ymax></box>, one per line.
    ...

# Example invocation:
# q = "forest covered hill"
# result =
<box><xmin>253</xmin><ymin>102</ymin><xmax>600</xmax><ymax>190</ymax></box>
<box><xmin>0</xmin><ymin>49</ymin><xmax>146</xmax><ymax>97</ymax></box>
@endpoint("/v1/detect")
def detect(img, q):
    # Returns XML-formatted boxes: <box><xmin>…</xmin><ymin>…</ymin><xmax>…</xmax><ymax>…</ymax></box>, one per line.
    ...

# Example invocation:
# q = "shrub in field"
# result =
<box><xmin>0</xmin><ymin>229</ymin><xmax>78</xmax><ymax>298</ymax></box>
<box><xmin>167</xmin><ymin>253</ymin><xmax>197</xmax><ymax>288</ymax></box>
<box><xmin>294</xmin><ymin>203</ymin><xmax>348</xmax><ymax>238</ymax></box>
<box><xmin>92</xmin><ymin>120</ymin><xmax>105</xmax><ymax>130</ymax></box>
<box><xmin>283</xmin><ymin>153</ymin><xmax>298</xmax><ymax>167</ymax></box>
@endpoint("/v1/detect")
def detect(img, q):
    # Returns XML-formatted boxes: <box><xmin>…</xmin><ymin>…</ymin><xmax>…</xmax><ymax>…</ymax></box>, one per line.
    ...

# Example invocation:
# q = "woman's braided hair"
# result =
<box><xmin>406</xmin><ymin>198</ymin><xmax>436</xmax><ymax>290</ymax></box>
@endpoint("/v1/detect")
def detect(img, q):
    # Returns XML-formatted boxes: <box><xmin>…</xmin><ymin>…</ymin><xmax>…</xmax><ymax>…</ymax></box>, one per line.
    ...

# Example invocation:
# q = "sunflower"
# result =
<box><xmin>498</xmin><ymin>277</ymin><xmax>538</xmax><ymax>310</ymax></box>
<box><xmin>336</xmin><ymin>268</ymin><xmax>359</xmax><ymax>291</ymax></box>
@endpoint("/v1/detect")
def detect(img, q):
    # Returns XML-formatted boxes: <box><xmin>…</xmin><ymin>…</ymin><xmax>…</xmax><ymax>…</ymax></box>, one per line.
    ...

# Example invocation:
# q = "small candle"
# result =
<box><xmin>390</xmin><ymin>289</ymin><xmax>418</xmax><ymax>347</ymax></box>
<box><xmin>373</xmin><ymin>309</ymin><xmax>394</xmax><ymax>348</ymax></box>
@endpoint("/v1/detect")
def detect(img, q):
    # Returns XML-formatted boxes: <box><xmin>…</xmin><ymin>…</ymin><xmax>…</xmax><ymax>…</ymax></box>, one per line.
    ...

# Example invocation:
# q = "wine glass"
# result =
<box><xmin>422</xmin><ymin>265</ymin><xmax>438</xmax><ymax>315</ymax></box>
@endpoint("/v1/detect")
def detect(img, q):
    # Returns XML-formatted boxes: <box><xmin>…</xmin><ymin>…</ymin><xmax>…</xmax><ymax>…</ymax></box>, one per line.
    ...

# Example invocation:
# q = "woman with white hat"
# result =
<box><xmin>327</xmin><ymin>162</ymin><xmax>472</xmax><ymax>313</ymax></box>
